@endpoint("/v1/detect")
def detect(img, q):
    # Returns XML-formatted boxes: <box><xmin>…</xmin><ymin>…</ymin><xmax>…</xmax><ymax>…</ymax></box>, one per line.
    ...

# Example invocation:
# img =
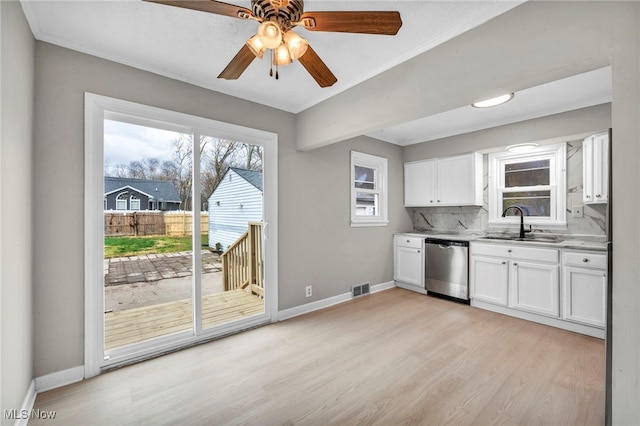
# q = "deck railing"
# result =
<box><xmin>221</xmin><ymin>222</ymin><xmax>264</xmax><ymax>298</ymax></box>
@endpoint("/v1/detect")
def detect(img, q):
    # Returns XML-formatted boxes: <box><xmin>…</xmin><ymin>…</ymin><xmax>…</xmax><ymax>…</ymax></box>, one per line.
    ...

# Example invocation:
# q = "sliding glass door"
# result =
<box><xmin>84</xmin><ymin>94</ymin><xmax>277</xmax><ymax>374</ymax></box>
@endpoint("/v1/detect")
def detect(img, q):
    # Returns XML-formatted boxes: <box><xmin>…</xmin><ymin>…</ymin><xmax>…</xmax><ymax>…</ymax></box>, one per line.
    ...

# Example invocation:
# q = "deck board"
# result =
<box><xmin>105</xmin><ymin>290</ymin><xmax>264</xmax><ymax>350</ymax></box>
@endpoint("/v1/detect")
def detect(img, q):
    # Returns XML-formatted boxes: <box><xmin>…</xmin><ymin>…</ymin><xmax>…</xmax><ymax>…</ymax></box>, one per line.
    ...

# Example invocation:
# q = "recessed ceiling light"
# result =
<box><xmin>472</xmin><ymin>93</ymin><xmax>514</xmax><ymax>108</ymax></box>
<box><xmin>506</xmin><ymin>142</ymin><xmax>538</xmax><ymax>153</ymax></box>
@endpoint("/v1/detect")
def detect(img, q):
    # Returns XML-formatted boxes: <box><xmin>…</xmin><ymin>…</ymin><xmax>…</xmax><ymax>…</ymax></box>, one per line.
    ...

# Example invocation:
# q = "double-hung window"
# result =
<box><xmin>116</xmin><ymin>192</ymin><xmax>128</xmax><ymax>210</ymax></box>
<box><xmin>350</xmin><ymin>151</ymin><xmax>388</xmax><ymax>227</ymax></box>
<box><xmin>488</xmin><ymin>142</ymin><xmax>566</xmax><ymax>228</ymax></box>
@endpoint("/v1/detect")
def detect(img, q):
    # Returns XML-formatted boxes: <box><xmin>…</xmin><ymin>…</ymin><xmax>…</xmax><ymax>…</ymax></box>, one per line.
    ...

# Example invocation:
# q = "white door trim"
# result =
<box><xmin>84</xmin><ymin>93</ymin><xmax>278</xmax><ymax>377</ymax></box>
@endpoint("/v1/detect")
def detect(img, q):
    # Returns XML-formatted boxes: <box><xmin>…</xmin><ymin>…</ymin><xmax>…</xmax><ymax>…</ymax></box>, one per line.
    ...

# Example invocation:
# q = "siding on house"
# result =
<box><xmin>208</xmin><ymin>168</ymin><xmax>263</xmax><ymax>250</ymax></box>
<box><xmin>104</xmin><ymin>177</ymin><xmax>181</xmax><ymax>211</ymax></box>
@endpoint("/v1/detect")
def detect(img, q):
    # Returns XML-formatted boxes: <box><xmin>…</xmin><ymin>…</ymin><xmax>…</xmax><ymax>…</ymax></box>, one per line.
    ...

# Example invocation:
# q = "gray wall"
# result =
<box><xmin>32</xmin><ymin>42</ymin><xmax>410</xmax><ymax>378</ymax></box>
<box><xmin>0</xmin><ymin>0</ymin><xmax>35</xmax><ymax>422</ymax></box>
<box><xmin>5</xmin><ymin>0</ymin><xmax>640</xmax><ymax>423</ymax></box>
<box><xmin>279</xmin><ymin>135</ymin><xmax>410</xmax><ymax>309</ymax></box>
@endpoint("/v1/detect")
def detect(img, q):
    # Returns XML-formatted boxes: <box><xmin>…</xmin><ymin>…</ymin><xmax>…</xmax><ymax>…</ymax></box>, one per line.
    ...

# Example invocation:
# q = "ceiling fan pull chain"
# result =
<box><xmin>276</xmin><ymin>62</ymin><xmax>279</xmax><ymax>80</ymax></box>
<box><xmin>269</xmin><ymin>49</ymin><xmax>274</xmax><ymax>77</ymax></box>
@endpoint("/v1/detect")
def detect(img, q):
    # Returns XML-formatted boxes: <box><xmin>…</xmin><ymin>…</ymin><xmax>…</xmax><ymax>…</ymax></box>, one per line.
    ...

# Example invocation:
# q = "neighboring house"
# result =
<box><xmin>208</xmin><ymin>168</ymin><xmax>263</xmax><ymax>250</ymax></box>
<box><xmin>104</xmin><ymin>177</ymin><xmax>181</xmax><ymax>211</ymax></box>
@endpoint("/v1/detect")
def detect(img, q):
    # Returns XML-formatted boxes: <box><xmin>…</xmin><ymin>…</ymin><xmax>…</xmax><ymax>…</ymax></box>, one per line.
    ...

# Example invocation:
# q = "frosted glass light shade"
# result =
<box><xmin>246</xmin><ymin>35</ymin><xmax>266</xmax><ymax>58</ymax></box>
<box><xmin>273</xmin><ymin>44</ymin><xmax>292</xmax><ymax>65</ymax></box>
<box><xmin>472</xmin><ymin>93</ymin><xmax>514</xmax><ymax>108</ymax></box>
<box><xmin>283</xmin><ymin>30</ymin><xmax>308</xmax><ymax>59</ymax></box>
<box><xmin>257</xmin><ymin>21</ymin><xmax>282</xmax><ymax>49</ymax></box>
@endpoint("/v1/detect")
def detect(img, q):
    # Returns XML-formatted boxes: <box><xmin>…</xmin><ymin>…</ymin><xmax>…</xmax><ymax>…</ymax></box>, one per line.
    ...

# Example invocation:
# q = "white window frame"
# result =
<box><xmin>116</xmin><ymin>192</ymin><xmax>128</xmax><ymax>210</ymax></box>
<box><xmin>488</xmin><ymin>142</ymin><xmax>566</xmax><ymax>228</ymax></box>
<box><xmin>130</xmin><ymin>195</ymin><xmax>140</xmax><ymax>211</ymax></box>
<box><xmin>350</xmin><ymin>151</ymin><xmax>388</xmax><ymax>227</ymax></box>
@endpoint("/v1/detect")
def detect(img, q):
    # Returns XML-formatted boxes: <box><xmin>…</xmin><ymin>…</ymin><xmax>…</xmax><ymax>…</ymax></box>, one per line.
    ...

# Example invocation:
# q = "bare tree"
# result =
<box><xmin>104</xmin><ymin>134</ymin><xmax>263</xmax><ymax>212</ymax></box>
<box><xmin>241</xmin><ymin>142</ymin><xmax>263</xmax><ymax>171</ymax></box>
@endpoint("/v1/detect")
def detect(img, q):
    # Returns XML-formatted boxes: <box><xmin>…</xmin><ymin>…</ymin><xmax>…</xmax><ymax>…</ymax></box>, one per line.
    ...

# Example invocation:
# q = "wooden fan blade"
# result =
<box><xmin>144</xmin><ymin>0</ymin><xmax>253</xmax><ymax>20</ymax></box>
<box><xmin>299</xmin><ymin>11</ymin><xmax>402</xmax><ymax>35</ymax></box>
<box><xmin>298</xmin><ymin>45</ymin><xmax>337</xmax><ymax>88</ymax></box>
<box><xmin>218</xmin><ymin>44</ymin><xmax>256</xmax><ymax>80</ymax></box>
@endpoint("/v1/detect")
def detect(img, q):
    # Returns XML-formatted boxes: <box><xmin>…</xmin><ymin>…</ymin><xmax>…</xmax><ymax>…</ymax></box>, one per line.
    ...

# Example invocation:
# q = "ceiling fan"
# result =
<box><xmin>144</xmin><ymin>0</ymin><xmax>403</xmax><ymax>87</ymax></box>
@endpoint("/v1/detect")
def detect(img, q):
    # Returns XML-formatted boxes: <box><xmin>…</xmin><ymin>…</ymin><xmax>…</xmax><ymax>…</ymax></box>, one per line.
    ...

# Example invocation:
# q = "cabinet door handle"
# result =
<box><xmin>437</xmin><ymin>200</ymin><xmax>441</xmax><ymax>203</ymax></box>
<box><xmin>586</xmin><ymin>195</ymin><xmax>591</xmax><ymax>199</ymax></box>
<box><xmin>513</xmin><ymin>262</ymin><xmax>518</xmax><ymax>266</ymax></box>
<box><xmin>582</xmin><ymin>258</ymin><xmax>589</xmax><ymax>263</ymax></box>
<box><xmin>406</xmin><ymin>240</ymin><xmax>410</xmax><ymax>243</ymax></box>
<box><xmin>430</xmin><ymin>200</ymin><xmax>434</xmax><ymax>203</ymax></box>
<box><xmin>501</xmin><ymin>261</ymin><xmax>506</xmax><ymax>265</ymax></box>
<box><xmin>417</xmin><ymin>250</ymin><xmax>420</xmax><ymax>253</ymax></box>
<box><xmin>596</xmin><ymin>194</ymin><xmax>601</xmax><ymax>198</ymax></box>
<box><xmin>507</xmin><ymin>249</ymin><xmax>512</xmax><ymax>253</ymax></box>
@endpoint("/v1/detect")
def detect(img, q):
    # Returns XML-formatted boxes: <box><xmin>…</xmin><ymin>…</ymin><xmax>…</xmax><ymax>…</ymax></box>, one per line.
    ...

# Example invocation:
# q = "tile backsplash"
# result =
<box><xmin>412</xmin><ymin>140</ymin><xmax>608</xmax><ymax>237</ymax></box>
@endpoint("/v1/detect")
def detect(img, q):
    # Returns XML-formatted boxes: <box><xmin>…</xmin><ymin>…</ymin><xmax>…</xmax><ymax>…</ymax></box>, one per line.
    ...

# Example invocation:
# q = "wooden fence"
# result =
<box><xmin>104</xmin><ymin>212</ymin><xmax>208</xmax><ymax>237</ymax></box>
<box><xmin>164</xmin><ymin>212</ymin><xmax>209</xmax><ymax>237</ymax></box>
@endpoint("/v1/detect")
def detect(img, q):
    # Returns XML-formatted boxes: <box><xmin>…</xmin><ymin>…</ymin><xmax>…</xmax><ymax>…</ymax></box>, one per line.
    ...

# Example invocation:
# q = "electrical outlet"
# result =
<box><xmin>572</xmin><ymin>205</ymin><xmax>584</xmax><ymax>218</ymax></box>
<box><xmin>305</xmin><ymin>285</ymin><xmax>312</xmax><ymax>298</ymax></box>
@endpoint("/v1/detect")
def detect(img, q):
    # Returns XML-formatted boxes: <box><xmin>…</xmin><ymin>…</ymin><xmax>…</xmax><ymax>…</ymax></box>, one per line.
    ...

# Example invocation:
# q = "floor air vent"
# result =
<box><xmin>352</xmin><ymin>282</ymin><xmax>371</xmax><ymax>298</ymax></box>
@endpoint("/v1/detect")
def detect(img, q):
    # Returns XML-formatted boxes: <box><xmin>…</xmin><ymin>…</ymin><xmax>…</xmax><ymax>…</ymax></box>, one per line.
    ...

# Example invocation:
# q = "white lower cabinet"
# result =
<box><xmin>470</xmin><ymin>256</ymin><xmax>509</xmax><ymax>306</ymax></box>
<box><xmin>510</xmin><ymin>261</ymin><xmax>559</xmax><ymax>317</ymax></box>
<box><xmin>471</xmin><ymin>242</ymin><xmax>607</xmax><ymax>338</ymax></box>
<box><xmin>470</xmin><ymin>242</ymin><xmax>560</xmax><ymax>318</ymax></box>
<box><xmin>562</xmin><ymin>250</ymin><xmax>607</xmax><ymax>328</ymax></box>
<box><xmin>394</xmin><ymin>235</ymin><xmax>424</xmax><ymax>291</ymax></box>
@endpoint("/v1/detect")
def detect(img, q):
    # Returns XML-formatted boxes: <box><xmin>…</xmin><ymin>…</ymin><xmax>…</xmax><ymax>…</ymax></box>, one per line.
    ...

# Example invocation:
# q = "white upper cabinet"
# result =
<box><xmin>404</xmin><ymin>152</ymin><xmax>482</xmax><ymax>207</ymax></box>
<box><xmin>404</xmin><ymin>159</ymin><xmax>436</xmax><ymax>206</ymax></box>
<box><xmin>583</xmin><ymin>131</ymin><xmax>609</xmax><ymax>204</ymax></box>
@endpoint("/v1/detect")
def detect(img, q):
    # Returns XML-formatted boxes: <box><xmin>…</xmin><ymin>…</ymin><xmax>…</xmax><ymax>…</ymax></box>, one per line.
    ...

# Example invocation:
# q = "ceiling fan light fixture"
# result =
<box><xmin>246</xmin><ymin>35</ymin><xmax>266</xmax><ymax>58</ymax></box>
<box><xmin>472</xmin><ymin>93</ymin><xmax>514</xmax><ymax>108</ymax></box>
<box><xmin>273</xmin><ymin>43</ymin><xmax>292</xmax><ymax>66</ymax></box>
<box><xmin>283</xmin><ymin>30</ymin><xmax>308</xmax><ymax>59</ymax></box>
<box><xmin>257</xmin><ymin>21</ymin><xmax>282</xmax><ymax>49</ymax></box>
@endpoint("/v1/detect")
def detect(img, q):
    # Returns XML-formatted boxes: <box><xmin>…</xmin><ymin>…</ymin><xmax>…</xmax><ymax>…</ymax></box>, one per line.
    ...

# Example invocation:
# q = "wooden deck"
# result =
<box><xmin>105</xmin><ymin>290</ymin><xmax>264</xmax><ymax>350</ymax></box>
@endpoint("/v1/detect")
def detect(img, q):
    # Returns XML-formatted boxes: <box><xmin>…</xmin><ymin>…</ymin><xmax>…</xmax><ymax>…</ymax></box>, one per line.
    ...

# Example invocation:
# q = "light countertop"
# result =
<box><xmin>398</xmin><ymin>231</ymin><xmax>609</xmax><ymax>251</ymax></box>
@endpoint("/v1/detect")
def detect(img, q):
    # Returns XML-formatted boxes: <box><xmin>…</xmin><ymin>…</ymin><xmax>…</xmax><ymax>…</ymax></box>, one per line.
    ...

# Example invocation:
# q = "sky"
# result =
<box><xmin>103</xmin><ymin>119</ymin><xmax>183</xmax><ymax>169</ymax></box>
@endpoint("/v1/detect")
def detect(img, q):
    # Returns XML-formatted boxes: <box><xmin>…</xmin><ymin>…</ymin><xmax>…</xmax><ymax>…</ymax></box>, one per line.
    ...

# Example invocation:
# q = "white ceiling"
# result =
<box><xmin>20</xmin><ymin>0</ymin><xmax>524</xmax><ymax>114</ymax></box>
<box><xmin>20</xmin><ymin>1</ymin><xmax>611</xmax><ymax>147</ymax></box>
<box><xmin>366</xmin><ymin>66</ymin><xmax>613</xmax><ymax>145</ymax></box>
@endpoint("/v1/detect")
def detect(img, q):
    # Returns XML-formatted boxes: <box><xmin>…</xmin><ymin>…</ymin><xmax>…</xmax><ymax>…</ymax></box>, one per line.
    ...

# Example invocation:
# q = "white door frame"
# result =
<box><xmin>84</xmin><ymin>93</ymin><xmax>278</xmax><ymax>377</ymax></box>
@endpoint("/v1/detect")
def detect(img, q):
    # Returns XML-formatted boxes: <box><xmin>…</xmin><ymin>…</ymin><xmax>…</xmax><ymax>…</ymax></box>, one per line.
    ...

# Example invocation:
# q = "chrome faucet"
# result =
<box><xmin>502</xmin><ymin>206</ymin><xmax>532</xmax><ymax>238</ymax></box>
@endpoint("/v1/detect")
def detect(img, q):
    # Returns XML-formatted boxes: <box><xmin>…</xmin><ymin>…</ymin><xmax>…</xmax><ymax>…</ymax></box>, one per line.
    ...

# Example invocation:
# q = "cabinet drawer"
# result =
<box><xmin>563</xmin><ymin>250</ymin><xmax>607</xmax><ymax>269</ymax></box>
<box><xmin>396</xmin><ymin>235</ymin><xmax>423</xmax><ymax>249</ymax></box>
<box><xmin>471</xmin><ymin>242</ymin><xmax>558</xmax><ymax>264</ymax></box>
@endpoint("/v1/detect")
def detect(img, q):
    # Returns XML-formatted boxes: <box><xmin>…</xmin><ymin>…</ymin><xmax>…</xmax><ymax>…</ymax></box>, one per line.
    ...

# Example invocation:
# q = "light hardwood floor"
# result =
<box><xmin>31</xmin><ymin>288</ymin><xmax>604</xmax><ymax>425</ymax></box>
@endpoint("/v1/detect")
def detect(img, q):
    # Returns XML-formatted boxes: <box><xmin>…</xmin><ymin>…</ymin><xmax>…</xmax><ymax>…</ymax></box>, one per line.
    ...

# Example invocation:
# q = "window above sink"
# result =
<box><xmin>488</xmin><ymin>142</ymin><xmax>567</xmax><ymax>229</ymax></box>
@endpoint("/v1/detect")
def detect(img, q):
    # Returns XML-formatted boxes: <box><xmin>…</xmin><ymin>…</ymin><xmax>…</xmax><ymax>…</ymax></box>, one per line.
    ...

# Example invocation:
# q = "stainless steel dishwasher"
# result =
<box><xmin>424</xmin><ymin>238</ymin><xmax>469</xmax><ymax>302</ymax></box>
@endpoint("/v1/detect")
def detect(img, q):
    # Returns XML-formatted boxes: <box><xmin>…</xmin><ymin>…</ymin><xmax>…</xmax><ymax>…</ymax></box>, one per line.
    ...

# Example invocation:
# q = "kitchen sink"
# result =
<box><xmin>480</xmin><ymin>235</ymin><xmax>563</xmax><ymax>243</ymax></box>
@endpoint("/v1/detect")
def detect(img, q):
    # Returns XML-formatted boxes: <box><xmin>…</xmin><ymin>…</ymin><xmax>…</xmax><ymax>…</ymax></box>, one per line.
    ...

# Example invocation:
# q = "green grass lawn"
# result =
<box><xmin>104</xmin><ymin>235</ymin><xmax>209</xmax><ymax>258</ymax></box>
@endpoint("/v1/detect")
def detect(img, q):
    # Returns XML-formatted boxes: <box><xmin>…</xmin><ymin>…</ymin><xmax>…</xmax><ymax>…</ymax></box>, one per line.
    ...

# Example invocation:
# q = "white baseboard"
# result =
<box><xmin>34</xmin><ymin>365</ymin><xmax>85</xmax><ymax>393</ymax></box>
<box><xmin>14</xmin><ymin>380</ymin><xmax>37</xmax><ymax>426</ymax></box>
<box><xmin>277</xmin><ymin>281</ymin><xmax>395</xmax><ymax>321</ymax></box>
<box><xmin>471</xmin><ymin>300</ymin><xmax>605</xmax><ymax>339</ymax></box>
<box><xmin>371</xmin><ymin>281</ymin><xmax>395</xmax><ymax>293</ymax></box>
